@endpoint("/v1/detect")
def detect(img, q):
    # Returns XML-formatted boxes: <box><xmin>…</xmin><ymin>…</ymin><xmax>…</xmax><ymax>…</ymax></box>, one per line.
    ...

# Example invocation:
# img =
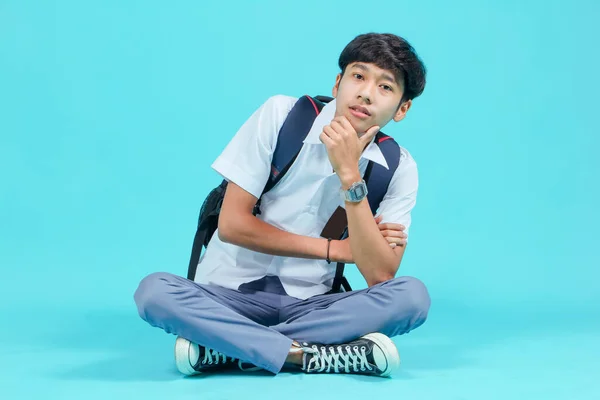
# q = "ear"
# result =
<box><xmin>332</xmin><ymin>73</ymin><xmax>342</xmax><ymax>97</ymax></box>
<box><xmin>393</xmin><ymin>99</ymin><xmax>412</xmax><ymax>122</ymax></box>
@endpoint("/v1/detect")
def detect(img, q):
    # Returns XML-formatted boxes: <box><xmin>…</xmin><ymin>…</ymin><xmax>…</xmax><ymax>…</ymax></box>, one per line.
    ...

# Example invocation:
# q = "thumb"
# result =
<box><xmin>361</xmin><ymin>125</ymin><xmax>380</xmax><ymax>144</ymax></box>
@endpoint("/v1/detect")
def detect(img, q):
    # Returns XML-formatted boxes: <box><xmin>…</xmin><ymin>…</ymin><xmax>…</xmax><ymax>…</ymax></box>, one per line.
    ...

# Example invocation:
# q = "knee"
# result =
<box><xmin>133</xmin><ymin>272</ymin><xmax>179</xmax><ymax>320</ymax></box>
<box><xmin>390</xmin><ymin>276</ymin><xmax>431</xmax><ymax>319</ymax></box>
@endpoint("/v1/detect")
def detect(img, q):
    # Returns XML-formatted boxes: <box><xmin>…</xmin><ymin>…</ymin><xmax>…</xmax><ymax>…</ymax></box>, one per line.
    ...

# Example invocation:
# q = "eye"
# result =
<box><xmin>381</xmin><ymin>85</ymin><xmax>393</xmax><ymax>92</ymax></box>
<box><xmin>353</xmin><ymin>73</ymin><xmax>363</xmax><ymax>80</ymax></box>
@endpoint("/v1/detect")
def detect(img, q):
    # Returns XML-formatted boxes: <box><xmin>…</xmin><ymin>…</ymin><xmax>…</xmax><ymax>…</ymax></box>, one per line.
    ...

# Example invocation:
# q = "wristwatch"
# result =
<box><xmin>340</xmin><ymin>180</ymin><xmax>368</xmax><ymax>203</ymax></box>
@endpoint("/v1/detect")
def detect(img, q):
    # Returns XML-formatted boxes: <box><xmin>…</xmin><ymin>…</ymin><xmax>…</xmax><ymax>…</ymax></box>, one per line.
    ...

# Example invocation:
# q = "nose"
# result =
<box><xmin>358</xmin><ymin>84</ymin><xmax>374</xmax><ymax>104</ymax></box>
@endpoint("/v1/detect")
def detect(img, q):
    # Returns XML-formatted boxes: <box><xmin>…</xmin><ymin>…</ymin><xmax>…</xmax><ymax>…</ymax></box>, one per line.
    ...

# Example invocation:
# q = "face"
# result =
<box><xmin>332</xmin><ymin>62</ymin><xmax>412</xmax><ymax>135</ymax></box>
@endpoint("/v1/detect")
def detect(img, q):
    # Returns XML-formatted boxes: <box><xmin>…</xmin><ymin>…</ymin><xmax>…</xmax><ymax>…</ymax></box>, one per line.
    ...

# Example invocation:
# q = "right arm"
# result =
<box><xmin>218</xmin><ymin>182</ymin><xmax>407</xmax><ymax>263</ymax></box>
<box><xmin>211</xmin><ymin>95</ymin><xmax>402</xmax><ymax>263</ymax></box>
<box><xmin>218</xmin><ymin>181</ymin><xmax>338</xmax><ymax>261</ymax></box>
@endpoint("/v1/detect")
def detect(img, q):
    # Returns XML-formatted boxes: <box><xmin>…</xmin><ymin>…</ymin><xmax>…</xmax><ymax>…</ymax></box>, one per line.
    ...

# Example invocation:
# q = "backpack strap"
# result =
<box><xmin>264</xmin><ymin>95</ymin><xmax>325</xmax><ymax>193</ymax></box>
<box><xmin>187</xmin><ymin>180</ymin><xmax>228</xmax><ymax>279</ymax></box>
<box><xmin>364</xmin><ymin>132</ymin><xmax>401</xmax><ymax>213</ymax></box>
<box><xmin>253</xmin><ymin>95</ymin><xmax>326</xmax><ymax>214</ymax></box>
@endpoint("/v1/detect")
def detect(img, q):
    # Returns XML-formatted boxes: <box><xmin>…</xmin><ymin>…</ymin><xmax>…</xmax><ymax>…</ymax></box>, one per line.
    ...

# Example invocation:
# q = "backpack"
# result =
<box><xmin>186</xmin><ymin>95</ymin><xmax>401</xmax><ymax>293</ymax></box>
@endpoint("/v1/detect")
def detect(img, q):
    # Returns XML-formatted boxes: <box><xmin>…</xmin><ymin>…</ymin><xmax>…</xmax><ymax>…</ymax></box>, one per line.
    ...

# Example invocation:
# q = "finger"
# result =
<box><xmin>319</xmin><ymin>131</ymin><xmax>335</xmax><ymax>146</ymax></box>
<box><xmin>330</xmin><ymin>119</ymin><xmax>343</xmax><ymax>129</ymax></box>
<box><xmin>375</xmin><ymin>215</ymin><xmax>383</xmax><ymax>223</ymax></box>
<box><xmin>360</xmin><ymin>125</ymin><xmax>380</xmax><ymax>145</ymax></box>
<box><xmin>337</xmin><ymin>116</ymin><xmax>356</xmax><ymax>133</ymax></box>
<box><xmin>380</xmin><ymin>229</ymin><xmax>408</xmax><ymax>239</ymax></box>
<box><xmin>387</xmin><ymin>237</ymin><xmax>407</xmax><ymax>246</ymax></box>
<box><xmin>323</xmin><ymin>125</ymin><xmax>339</xmax><ymax>139</ymax></box>
<box><xmin>334</xmin><ymin>115</ymin><xmax>350</xmax><ymax>124</ymax></box>
<box><xmin>331</xmin><ymin>119</ymin><xmax>351</xmax><ymax>138</ymax></box>
<box><xmin>320</xmin><ymin>127</ymin><xmax>335</xmax><ymax>145</ymax></box>
<box><xmin>378</xmin><ymin>222</ymin><xmax>405</xmax><ymax>231</ymax></box>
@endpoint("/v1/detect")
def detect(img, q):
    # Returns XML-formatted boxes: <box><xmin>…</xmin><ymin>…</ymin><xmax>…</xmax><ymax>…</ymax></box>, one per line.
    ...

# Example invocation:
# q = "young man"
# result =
<box><xmin>134</xmin><ymin>32</ymin><xmax>430</xmax><ymax>378</ymax></box>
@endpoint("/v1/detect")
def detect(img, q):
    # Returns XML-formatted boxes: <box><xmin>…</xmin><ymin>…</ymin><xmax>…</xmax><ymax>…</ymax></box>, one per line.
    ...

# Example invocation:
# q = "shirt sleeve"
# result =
<box><xmin>375</xmin><ymin>148</ymin><xmax>419</xmax><ymax>239</ymax></box>
<box><xmin>211</xmin><ymin>95</ymin><xmax>298</xmax><ymax>199</ymax></box>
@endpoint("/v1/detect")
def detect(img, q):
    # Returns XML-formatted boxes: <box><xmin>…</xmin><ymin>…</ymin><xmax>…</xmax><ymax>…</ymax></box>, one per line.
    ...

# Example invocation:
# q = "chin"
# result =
<box><xmin>352</xmin><ymin>124</ymin><xmax>371</xmax><ymax>135</ymax></box>
<box><xmin>348</xmin><ymin>117</ymin><xmax>369</xmax><ymax>133</ymax></box>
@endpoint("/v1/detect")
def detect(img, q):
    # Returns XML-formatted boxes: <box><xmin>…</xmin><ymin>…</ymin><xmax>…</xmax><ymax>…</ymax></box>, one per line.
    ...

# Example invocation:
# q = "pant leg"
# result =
<box><xmin>133</xmin><ymin>272</ymin><xmax>293</xmax><ymax>374</ymax></box>
<box><xmin>271</xmin><ymin>276</ymin><xmax>431</xmax><ymax>344</ymax></box>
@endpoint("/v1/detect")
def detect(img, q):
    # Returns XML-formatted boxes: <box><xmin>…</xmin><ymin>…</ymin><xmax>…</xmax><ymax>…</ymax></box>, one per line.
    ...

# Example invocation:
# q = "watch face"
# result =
<box><xmin>343</xmin><ymin>181</ymin><xmax>368</xmax><ymax>202</ymax></box>
<box><xmin>349</xmin><ymin>182</ymin><xmax>367</xmax><ymax>201</ymax></box>
<box><xmin>354</xmin><ymin>184</ymin><xmax>366</xmax><ymax>198</ymax></box>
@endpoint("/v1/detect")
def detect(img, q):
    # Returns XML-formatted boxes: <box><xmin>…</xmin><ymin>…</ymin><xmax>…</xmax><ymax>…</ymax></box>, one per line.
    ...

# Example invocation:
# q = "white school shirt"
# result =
<box><xmin>195</xmin><ymin>95</ymin><xmax>419</xmax><ymax>300</ymax></box>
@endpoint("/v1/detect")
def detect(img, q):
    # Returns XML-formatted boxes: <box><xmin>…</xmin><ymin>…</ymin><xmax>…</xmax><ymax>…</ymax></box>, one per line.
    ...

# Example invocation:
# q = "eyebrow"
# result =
<box><xmin>352</xmin><ymin>63</ymin><xmax>397</xmax><ymax>85</ymax></box>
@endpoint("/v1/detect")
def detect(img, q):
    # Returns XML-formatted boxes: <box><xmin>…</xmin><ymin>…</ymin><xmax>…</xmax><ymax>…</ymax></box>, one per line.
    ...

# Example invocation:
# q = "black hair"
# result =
<box><xmin>338</xmin><ymin>33</ymin><xmax>427</xmax><ymax>104</ymax></box>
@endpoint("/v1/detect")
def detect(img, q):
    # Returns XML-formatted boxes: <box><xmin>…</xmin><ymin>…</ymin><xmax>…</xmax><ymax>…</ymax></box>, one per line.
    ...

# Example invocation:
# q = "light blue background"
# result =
<box><xmin>1</xmin><ymin>1</ymin><xmax>599</xmax><ymax>399</ymax></box>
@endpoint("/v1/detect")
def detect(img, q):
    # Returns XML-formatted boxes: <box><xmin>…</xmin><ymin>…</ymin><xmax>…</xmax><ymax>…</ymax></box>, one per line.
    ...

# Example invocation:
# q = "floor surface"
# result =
<box><xmin>2</xmin><ymin>302</ymin><xmax>598</xmax><ymax>400</ymax></box>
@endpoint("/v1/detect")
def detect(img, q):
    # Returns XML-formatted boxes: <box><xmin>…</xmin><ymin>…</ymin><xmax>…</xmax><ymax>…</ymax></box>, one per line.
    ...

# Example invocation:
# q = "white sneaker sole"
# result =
<box><xmin>175</xmin><ymin>336</ymin><xmax>201</xmax><ymax>376</ymax></box>
<box><xmin>363</xmin><ymin>332</ymin><xmax>401</xmax><ymax>377</ymax></box>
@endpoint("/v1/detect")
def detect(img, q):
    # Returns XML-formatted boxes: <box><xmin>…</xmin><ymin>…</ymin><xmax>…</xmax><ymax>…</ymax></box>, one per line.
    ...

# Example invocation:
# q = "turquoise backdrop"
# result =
<box><xmin>1</xmin><ymin>1</ymin><xmax>599</xmax><ymax>399</ymax></box>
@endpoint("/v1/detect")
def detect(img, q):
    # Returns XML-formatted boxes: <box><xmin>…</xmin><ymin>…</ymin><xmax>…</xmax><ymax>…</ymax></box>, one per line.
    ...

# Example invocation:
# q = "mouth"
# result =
<box><xmin>349</xmin><ymin>105</ymin><xmax>371</xmax><ymax>119</ymax></box>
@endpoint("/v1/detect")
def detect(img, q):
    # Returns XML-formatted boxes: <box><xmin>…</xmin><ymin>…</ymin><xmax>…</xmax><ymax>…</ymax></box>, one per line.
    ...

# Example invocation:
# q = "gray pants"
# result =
<box><xmin>134</xmin><ymin>272</ymin><xmax>430</xmax><ymax>374</ymax></box>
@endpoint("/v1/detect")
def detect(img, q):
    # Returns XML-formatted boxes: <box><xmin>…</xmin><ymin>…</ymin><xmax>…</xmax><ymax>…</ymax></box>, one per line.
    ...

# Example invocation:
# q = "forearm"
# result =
<box><xmin>341</xmin><ymin>171</ymin><xmax>399</xmax><ymax>286</ymax></box>
<box><xmin>218</xmin><ymin>213</ymin><xmax>329</xmax><ymax>260</ymax></box>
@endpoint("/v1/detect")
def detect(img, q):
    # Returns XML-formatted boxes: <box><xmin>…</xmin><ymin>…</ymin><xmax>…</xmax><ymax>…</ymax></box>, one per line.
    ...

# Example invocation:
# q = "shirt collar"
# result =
<box><xmin>302</xmin><ymin>98</ymin><xmax>389</xmax><ymax>170</ymax></box>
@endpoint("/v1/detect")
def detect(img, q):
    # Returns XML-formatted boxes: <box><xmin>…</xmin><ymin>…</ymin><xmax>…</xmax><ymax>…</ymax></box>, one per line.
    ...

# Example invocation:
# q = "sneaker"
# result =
<box><xmin>298</xmin><ymin>333</ymin><xmax>400</xmax><ymax>377</ymax></box>
<box><xmin>174</xmin><ymin>336</ymin><xmax>261</xmax><ymax>375</ymax></box>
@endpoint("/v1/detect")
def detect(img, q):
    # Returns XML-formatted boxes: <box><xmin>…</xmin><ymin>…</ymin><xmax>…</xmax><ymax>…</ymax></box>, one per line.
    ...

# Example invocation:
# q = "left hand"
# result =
<box><xmin>375</xmin><ymin>215</ymin><xmax>407</xmax><ymax>248</ymax></box>
<box><xmin>320</xmin><ymin>116</ymin><xmax>380</xmax><ymax>180</ymax></box>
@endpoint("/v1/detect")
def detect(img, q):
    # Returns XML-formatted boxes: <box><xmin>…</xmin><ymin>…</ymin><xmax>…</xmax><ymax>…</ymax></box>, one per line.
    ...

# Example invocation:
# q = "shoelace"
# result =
<box><xmin>301</xmin><ymin>344</ymin><xmax>373</xmax><ymax>373</ymax></box>
<box><xmin>201</xmin><ymin>347</ymin><xmax>262</xmax><ymax>371</ymax></box>
<box><xmin>237</xmin><ymin>360</ymin><xmax>262</xmax><ymax>372</ymax></box>
<box><xmin>202</xmin><ymin>348</ymin><xmax>236</xmax><ymax>366</ymax></box>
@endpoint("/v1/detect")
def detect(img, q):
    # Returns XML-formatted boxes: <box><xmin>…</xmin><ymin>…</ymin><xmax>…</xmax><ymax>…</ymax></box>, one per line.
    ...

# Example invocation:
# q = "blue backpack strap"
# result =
<box><xmin>262</xmin><ymin>95</ymin><xmax>325</xmax><ymax>194</ymax></box>
<box><xmin>364</xmin><ymin>132</ymin><xmax>401</xmax><ymax>215</ymax></box>
<box><xmin>252</xmin><ymin>95</ymin><xmax>325</xmax><ymax>216</ymax></box>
